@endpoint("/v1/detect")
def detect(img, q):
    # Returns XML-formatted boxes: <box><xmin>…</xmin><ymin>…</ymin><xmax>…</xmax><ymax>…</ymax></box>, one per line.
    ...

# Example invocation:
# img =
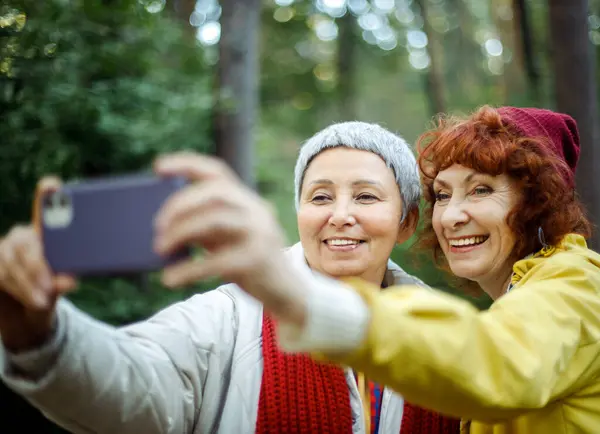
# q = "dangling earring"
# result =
<box><xmin>538</xmin><ymin>226</ymin><xmax>548</xmax><ymax>248</ymax></box>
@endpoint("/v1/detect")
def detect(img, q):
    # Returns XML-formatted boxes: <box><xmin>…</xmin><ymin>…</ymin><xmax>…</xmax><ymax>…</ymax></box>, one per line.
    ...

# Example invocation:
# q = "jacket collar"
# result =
<box><xmin>509</xmin><ymin>233</ymin><xmax>588</xmax><ymax>291</ymax></box>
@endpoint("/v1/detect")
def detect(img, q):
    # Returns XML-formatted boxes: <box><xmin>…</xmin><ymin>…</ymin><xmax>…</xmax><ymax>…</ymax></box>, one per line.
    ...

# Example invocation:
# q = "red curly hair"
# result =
<box><xmin>416</xmin><ymin>105</ymin><xmax>592</xmax><ymax>282</ymax></box>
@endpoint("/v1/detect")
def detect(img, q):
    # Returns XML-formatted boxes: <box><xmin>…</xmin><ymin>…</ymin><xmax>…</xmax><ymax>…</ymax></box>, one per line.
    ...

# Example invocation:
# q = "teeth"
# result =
<box><xmin>328</xmin><ymin>239</ymin><xmax>360</xmax><ymax>246</ymax></box>
<box><xmin>449</xmin><ymin>236</ymin><xmax>487</xmax><ymax>247</ymax></box>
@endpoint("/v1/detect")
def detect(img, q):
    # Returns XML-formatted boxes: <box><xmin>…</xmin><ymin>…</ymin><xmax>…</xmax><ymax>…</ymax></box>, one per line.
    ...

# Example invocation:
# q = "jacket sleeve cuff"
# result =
<box><xmin>277</xmin><ymin>273</ymin><xmax>370</xmax><ymax>353</ymax></box>
<box><xmin>0</xmin><ymin>300</ymin><xmax>68</xmax><ymax>383</ymax></box>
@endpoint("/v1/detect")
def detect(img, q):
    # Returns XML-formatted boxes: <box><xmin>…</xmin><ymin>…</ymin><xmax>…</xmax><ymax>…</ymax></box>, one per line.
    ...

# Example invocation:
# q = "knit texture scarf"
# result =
<box><xmin>256</xmin><ymin>314</ymin><xmax>461</xmax><ymax>434</ymax></box>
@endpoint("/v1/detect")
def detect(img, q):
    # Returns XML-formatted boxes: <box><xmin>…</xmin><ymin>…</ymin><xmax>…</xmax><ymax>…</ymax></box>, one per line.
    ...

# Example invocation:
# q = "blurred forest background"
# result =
<box><xmin>1</xmin><ymin>0</ymin><xmax>600</xmax><ymax>431</ymax></box>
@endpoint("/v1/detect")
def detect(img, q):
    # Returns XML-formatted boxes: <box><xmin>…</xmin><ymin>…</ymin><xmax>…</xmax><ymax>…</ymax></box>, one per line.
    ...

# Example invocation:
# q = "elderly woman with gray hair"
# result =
<box><xmin>0</xmin><ymin>122</ymin><xmax>459</xmax><ymax>434</ymax></box>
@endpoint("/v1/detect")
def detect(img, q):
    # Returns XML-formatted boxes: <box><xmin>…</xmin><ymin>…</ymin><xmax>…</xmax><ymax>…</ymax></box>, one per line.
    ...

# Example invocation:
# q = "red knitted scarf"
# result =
<box><xmin>256</xmin><ymin>314</ymin><xmax>460</xmax><ymax>434</ymax></box>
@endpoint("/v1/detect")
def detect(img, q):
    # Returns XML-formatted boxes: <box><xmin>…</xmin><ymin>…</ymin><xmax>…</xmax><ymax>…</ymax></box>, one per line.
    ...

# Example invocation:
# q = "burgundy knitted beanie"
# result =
<box><xmin>497</xmin><ymin>106</ymin><xmax>580</xmax><ymax>187</ymax></box>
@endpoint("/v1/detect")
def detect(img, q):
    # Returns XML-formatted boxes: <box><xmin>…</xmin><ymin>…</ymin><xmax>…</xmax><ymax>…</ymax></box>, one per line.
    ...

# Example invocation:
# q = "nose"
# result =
<box><xmin>440</xmin><ymin>197</ymin><xmax>469</xmax><ymax>230</ymax></box>
<box><xmin>328</xmin><ymin>197</ymin><xmax>357</xmax><ymax>227</ymax></box>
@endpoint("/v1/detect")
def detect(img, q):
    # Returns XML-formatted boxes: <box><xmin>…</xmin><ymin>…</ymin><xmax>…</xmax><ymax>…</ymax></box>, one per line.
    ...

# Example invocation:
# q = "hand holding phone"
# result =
<box><xmin>0</xmin><ymin>177</ymin><xmax>76</xmax><ymax>352</ymax></box>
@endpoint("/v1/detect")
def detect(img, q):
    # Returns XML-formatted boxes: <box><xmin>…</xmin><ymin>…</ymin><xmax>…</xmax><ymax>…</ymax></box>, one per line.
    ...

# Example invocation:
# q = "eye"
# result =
<box><xmin>311</xmin><ymin>194</ymin><xmax>331</xmax><ymax>203</ymax></box>
<box><xmin>472</xmin><ymin>185</ymin><xmax>492</xmax><ymax>196</ymax></box>
<box><xmin>434</xmin><ymin>191</ymin><xmax>451</xmax><ymax>202</ymax></box>
<box><xmin>356</xmin><ymin>193</ymin><xmax>378</xmax><ymax>202</ymax></box>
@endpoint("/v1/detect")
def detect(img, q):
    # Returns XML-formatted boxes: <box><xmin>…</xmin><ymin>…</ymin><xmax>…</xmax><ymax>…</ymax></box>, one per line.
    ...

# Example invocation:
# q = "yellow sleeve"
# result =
<box><xmin>315</xmin><ymin>253</ymin><xmax>600</xmax><ymax>422</ymax></box>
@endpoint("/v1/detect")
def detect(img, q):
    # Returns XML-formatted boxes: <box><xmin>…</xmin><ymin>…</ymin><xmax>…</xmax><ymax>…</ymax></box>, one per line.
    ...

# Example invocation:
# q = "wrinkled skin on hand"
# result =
<box><xmin>154</xmin><ymin>152</ymin><xmax>306</xmax><ymax>325</ymax></box>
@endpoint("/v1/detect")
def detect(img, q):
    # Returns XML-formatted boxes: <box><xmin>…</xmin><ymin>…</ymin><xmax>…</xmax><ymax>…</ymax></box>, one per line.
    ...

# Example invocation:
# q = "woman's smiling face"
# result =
<box><xmin>297</xmin><ymin>147</ymin><xmax>414</xmax><ymax>285</ymax></box>
<box><xmin>432</xmin><ymin>164</ymin><xmax>521</xmax><ymax>297</ymax></box>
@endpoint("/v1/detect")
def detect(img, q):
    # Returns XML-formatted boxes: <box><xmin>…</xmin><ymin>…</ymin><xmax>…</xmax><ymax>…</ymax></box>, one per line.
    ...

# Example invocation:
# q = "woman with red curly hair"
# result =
<box><xmin>164</xmin><ymin>105</ymin><xmax>600</xmax><ymax>433</ymax></box>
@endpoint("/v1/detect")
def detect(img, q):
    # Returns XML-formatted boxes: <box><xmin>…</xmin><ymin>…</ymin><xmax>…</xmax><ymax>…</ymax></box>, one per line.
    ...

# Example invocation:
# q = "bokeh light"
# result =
<box><xmin>197</xmin><ymin>21</ymin><xmax>221</xmax><ymax>46</ymax></box>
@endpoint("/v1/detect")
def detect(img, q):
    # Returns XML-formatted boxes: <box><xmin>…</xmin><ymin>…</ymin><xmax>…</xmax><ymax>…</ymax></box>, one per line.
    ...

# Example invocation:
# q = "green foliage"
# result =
<box><xmin>69</xmin><ymin>273</ymin><xmax>222</xmax><ymax>326</ymax></box>
<box><xmin>0</xmin><ymin>0</ymin><xmax>216</xmax><ymax>326</ymax></box>
<box><xmin>1</xmin><ymin>0</ymin><xmax>213</xmax><ymax>231</ymax></box>
<box><xmin>260</xmin><ymin>1</ymin><xmax>329</xmax><ymax>134</ymax></box>
<box><xmin>1</xmin><ymin>1</ymin><xmax>219</xmax><ymax>428</ymax></box>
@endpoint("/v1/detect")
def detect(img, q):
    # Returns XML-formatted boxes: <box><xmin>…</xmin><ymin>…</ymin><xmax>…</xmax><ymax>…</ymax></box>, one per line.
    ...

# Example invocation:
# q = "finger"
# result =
<box><xmin>14</xmin><ymin>229</ymin><xmax>53</xmax><ymax>293</ymax></box>
<box><xmin>53</xmin><ymin>274</ymin><xmax>77</xmax><ymax>294</ymax></box>
<box><xmin>10</xmin><ymin>226</ymin><xmax>51</xmax><ymax>308</ymax></box>
<box><xmin>154</xmin><ymin>152</ymin><xmax>237</xmax><ymax>183</ymax></box>
<box><xmin>155</xmin><ymin>210</ymin><xmax>246</xmax><ymax>256</ymax></box>
<box><xmin>161</xmin><ymin>247</ymin><xmax>247</xmax><ymax>288</ymax></box>
<box><xmin>36</xmin><ymin>176</ymin><xmax>63</xmax><ymax>196</ymax></box>
<box><xmin>14</xmin><ymin>239</ymin><xmax>50</xmax><ymax>297</ymax></box>
<box><xmin>154</xmin><ymin>181</ymin><xmax>243</xmax><ymax>231</ymax></box>
<box><xmin>0</xmin><ymin>232</ymin><xmax>49</xmax><ymax>310</ymax></box>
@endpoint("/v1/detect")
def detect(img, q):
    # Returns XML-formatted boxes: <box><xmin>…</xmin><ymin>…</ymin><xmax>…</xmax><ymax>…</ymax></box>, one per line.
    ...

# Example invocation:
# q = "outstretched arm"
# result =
<box><xmin>276</xmin><ymin>254</ymin><xmax>600</xmax><ymax>422</ymax></box>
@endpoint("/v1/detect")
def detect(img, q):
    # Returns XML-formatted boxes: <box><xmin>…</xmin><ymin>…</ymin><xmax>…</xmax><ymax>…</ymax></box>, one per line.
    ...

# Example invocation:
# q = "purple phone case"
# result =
<box><xmin>41</xmin><ymin>174</ymin><xmax>189</xmax><ymax>276</ymax></box>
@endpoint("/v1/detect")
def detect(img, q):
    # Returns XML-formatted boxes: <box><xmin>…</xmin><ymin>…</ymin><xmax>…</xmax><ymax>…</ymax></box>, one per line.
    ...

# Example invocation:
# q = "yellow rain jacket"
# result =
<box><xmin>315</xmin><ymin>234</ymin><xmax>600</xmax><ymax>433</ymax></box>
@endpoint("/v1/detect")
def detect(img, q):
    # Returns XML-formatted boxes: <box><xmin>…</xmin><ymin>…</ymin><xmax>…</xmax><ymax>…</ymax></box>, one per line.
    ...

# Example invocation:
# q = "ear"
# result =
<box><xmin>396</xmin><ymin>207</ymin><xmax>419</xmax><ymax>245</ymax></box>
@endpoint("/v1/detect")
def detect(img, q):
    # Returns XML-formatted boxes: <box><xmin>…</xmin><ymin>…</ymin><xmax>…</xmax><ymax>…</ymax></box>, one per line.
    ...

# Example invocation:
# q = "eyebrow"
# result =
<box><xmin>434</xmin><ymin>172</ymin><xmax>477</xmax><ymax>188</ymax></box>
<box><xmin>308</xmin><ymin>179</ymin><xmax>384</xmax><ymax>187</ymax></box>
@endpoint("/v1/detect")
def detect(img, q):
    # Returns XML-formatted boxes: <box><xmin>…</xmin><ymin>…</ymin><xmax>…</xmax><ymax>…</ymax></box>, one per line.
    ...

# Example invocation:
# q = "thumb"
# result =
<box><xmin>53</xmin><ymin>274</ymin><xmax>77</xmax><ymax>294</ymax></box>
<box><xmin>37</xmin><ymin>176</ymin><xmax>63</xmax><ymax>196</ymax></box>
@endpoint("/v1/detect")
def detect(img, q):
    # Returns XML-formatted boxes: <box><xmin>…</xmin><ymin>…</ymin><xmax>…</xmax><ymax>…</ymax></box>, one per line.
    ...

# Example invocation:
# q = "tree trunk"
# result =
<box><xmin>512</xmin><ymin>0</ymin><xmax>541</xmax><ymax>104</ymax></box>
<box><xmin>337</xmin><ymin>12</ymin><xmax>357</xmax><ymax>120</ymax></box>
<box><xmin>449</xmin><ymin>0</ymin><xmax>481</xmax><ymax>105</ymax></box>
<box><xmin>548</xmin><ymin>0</ymin><xmax>600</xmax><ymax>249</ymax></box>
<box><xmin>490</xmin><ymin>0</ymin><xmax>508</xmax><ymax>105</ymax></box>
<box><xmin>491</xmin><ymin>0</ymin><xmax>520</xmax><ymax>104</ymax></box>
<box><xmin>415</xmin><ymin>0</ymin><xmax>446</xmax><ymax>117</ymax></box>
<box><xmin>214</xmin><ymin>0</ymin><xmax>261</xmax><ymax>188</ymax></box>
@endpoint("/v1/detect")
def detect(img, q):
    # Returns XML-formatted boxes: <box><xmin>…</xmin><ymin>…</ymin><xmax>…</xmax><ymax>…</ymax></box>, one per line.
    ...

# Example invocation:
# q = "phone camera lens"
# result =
<box><xmin>58</xmin><ymin>194</ymin><xmax>70</xmax><ymax>208</ymax></box>
<box><xmin>43</xmin><ymin>195</ymin><xmax>54</xmax><ymax>209</ymax></box>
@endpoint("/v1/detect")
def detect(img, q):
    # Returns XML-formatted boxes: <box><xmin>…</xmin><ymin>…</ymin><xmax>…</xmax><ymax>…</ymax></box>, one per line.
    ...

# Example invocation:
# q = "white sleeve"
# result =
<box><xmin>277</xmin><ymin>273</ymin><xmax>370</xmax><ymax>353</ymax></box>
<box><xmin>0</xmin><ymin>291</ymin><xmax>237</xmax><ymax>434</ymax></box>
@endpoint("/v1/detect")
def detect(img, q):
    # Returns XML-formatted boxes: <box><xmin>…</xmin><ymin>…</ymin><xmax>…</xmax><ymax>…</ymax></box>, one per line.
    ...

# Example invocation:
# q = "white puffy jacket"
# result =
<box><xmin>0</xmin><ymin>243</ymin><xmax>428</xmax><ymax>433</ymax></box>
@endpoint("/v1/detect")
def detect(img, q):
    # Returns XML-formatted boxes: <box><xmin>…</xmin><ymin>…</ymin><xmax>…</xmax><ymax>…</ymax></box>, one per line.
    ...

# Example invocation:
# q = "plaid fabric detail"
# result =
<box><xmin>369</xmin><ymin>381</ymin><xmax>383</xmax><ymax>434</ymax></box>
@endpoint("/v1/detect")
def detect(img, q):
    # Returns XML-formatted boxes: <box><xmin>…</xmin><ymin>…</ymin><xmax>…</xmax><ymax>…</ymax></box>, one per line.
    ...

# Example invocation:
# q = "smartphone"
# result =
<box><xmin>37</xmin><ymin>173</ymin><xmax>190</xmax><ymax>276</ymax></box>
